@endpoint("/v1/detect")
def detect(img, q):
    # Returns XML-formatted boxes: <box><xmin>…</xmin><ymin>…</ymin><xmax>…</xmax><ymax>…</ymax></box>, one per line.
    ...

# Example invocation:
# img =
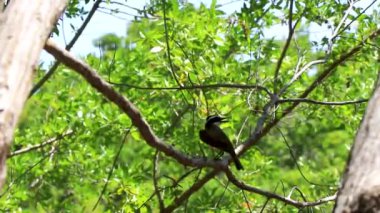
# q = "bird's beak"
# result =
<box><xmin>220</xmin><ymin>117</ymin><xmax>228</xmax><ymax>123</ymax></box>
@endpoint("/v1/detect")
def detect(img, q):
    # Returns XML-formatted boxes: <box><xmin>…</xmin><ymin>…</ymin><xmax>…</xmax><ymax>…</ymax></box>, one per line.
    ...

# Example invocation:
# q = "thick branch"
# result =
<box><xmin>44</xmin><ymin>39</ymin><xmax>226</xmax><ymax>170</ymax></box>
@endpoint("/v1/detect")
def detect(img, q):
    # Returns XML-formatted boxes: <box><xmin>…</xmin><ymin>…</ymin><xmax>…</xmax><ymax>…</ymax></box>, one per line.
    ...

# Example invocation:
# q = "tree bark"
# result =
<box><xmin>0</xmin><ymin>0</ymin><xmax>67</xmax><ymax>188</ymax></box>
<box><xmin>334</xmin><ymin>83</ymin><xmax>380</xmax><ymax>212</ymax></box>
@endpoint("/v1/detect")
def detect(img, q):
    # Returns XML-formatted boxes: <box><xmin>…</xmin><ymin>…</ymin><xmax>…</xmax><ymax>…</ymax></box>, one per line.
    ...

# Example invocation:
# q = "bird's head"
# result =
<box><xmin>205</xmin><ymin>115</ymin><xmax>227</xmax><ymax>127</ymax></box>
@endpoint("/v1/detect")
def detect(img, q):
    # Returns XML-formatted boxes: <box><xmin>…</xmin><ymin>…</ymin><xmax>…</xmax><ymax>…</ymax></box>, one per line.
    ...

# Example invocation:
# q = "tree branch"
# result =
<box><xmin>225</xmin><ymin>169</ymin><xmax>336</xmax><ymax>208</ymax></box>
<box><xmin>163</xmin><ymin>170</ymin><xmax>220</xmax><ymax>212</ymax></box>
<box><xmin>8</xmin><ymin>130</ymin><xmax>74</xmax><ymax>158</ymax></box>
<box><xmin>162</xmin><ymin>0</ymin><xmax>182</xmax><ymax>87</ymax></box>
<box><xmin>165</xmin><ymin>28</ymin><xmax>380</xmax><ymax>210</ymax></box>
<box><xmin>111</xmin><ymin>81</ymin><xmax>272</xmax><ymax>96</ymax></box>
<box><xmin>44</xmin><ymin>26</ymin><xmax>380</xmax><ymax>213</ymax></box>
<box><xmin>277</xmin><ymin>98</ymin><xmax>368</xmax><ymax>106</ymax></box>
<box><xmin>44</xmin><ymin>39</ymin><xmax>227</xmax><ymax>170</ymax></box>
<box><xmin>93</xmin><ymin>128</ymin><xmax>131</xmax><ymax>211</ymax></box>
<box><xmin>153</xmin><ymin>151</ymin><xmax>165</xmax><ymax>211</ymax></box>
<box><xmin>273</xmin><ymin>0</ymin><xmax>296</xmax><ymax>93</ymax></box>
<box><xmin>279</xmin><ymin>59</ymin><xmax>326</xmax><ymax>94</ymax></box>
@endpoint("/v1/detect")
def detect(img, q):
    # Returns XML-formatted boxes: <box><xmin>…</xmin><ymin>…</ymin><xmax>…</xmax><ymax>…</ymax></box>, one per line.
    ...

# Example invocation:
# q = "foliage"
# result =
<box><xmin>1</xmin><ymin>0</ymin><xmax>379</xmax><ymax>212</ymax></box>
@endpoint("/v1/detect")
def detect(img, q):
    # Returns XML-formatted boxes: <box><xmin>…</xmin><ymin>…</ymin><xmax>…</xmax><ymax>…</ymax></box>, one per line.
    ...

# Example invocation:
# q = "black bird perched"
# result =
<box><xmin>199</xmin><ymin>115</ymin><xmax>243</xmax><ymax>170</ymax></box>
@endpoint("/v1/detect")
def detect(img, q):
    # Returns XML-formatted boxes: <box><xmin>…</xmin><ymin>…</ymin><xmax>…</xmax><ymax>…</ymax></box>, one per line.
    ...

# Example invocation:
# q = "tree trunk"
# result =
<box><xmin>334</xmin><ymin>83</ymin><xmax>380</xmax><ymax>212</ymax></box>
<box><xmin>0</xmin><ymin>0</ymin><xmax>67</xmax><ymax>188</ymax></box>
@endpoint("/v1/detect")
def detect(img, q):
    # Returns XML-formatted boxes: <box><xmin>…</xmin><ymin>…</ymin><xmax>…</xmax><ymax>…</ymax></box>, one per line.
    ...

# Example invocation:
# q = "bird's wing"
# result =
<box><xmin>199</xmin><ymin>130</ymin><xmax>218</xmax><ymax>147</ymax></box>
<box><xmin>203</xmin><ymin>126</ymin><xmax>235</xmax><ymax>152</ymax></box>
<box><xmin>207</xmin><ymin>126</ymin><xmax>232</xmax><ymax>143</ymax></box>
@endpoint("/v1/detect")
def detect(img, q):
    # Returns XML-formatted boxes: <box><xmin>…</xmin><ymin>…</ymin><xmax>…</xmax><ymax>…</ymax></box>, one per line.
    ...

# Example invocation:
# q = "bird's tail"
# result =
<box><xmin>230</xmin><ymin>152</ymin><xmax>243</xmax><ymax>170</ymax></box>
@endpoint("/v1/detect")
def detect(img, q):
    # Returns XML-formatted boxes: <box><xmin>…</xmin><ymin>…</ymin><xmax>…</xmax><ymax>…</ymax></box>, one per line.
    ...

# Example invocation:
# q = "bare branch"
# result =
<box><xmin>225</xmin><ymin>169</ymin><xmax>336</xmax><ymax>208</ymax></box>
<box><xmin>138</xmin><ymin>168</ymin><xmax>199</xmax><ymax>211</ymax></box>
<box><xmin>153</xmin><ymin>151</ymin><xmax>165</xmax><ymax>211</ymax></box>
<box><xmin>275</xmin><ymin>28</ymin><xmax>380</xmax><ymax>122</ymax></box>
<box><xmin>8</xmin><ymin>130</ymin><xmax>74</xmax><ymax>158</ymax></box>
<box><xmin>93</xmin><ymin>128</ymin><xmax>131</xmax><ymax>211</ymax></box>
<box><xmin>330</xmin><ymin>1</ymin><xmax>355</xmax><ymax>43</ymax></box>
<box><xmin>273</xmin><ymin>0</ymin><xmax>296</xmax><ymax>93</ymax></box>
<box><xmin>241</xmin><ymin>190</ymin><xmax>253</xmax><ymax>212</ymax></box>
<box><xmin>336</xmin><ymin>0</ymin><xmax>378</xmax><ymax>38</ymax></box>
<box><xmin>108</xmin><ymin>1</ymin><xmax>142</xmax><ymax>12</ymax></box>
<box><xmin>164</xmin><ymin>170</ymin><xmax>220</xmax><ymax>212</ymax></box>
<box><xmin>111</xmin><ymin>81</ymin><xmax>272</xmax><ymax>96</ymax></box>
<box><xmin>162</xmin><ymin>0</ymin><xmax>182</xmax><ymax>87</ymax></box>
<box><xmin>326</xmin><ymin>0</ymin><xmax>377</xmax><ymax>55</ymax></box>
<box><xmin>98</xmin><ymin>6</ymin><xmax>149</xmax><ymax>19</ymax></box>
<box><xmin>277</xmin><ymin>98</ymin><xmax>368</xmax><ymax>106</ymax></box>
<box><xmin>277</xmin><ymin>127</ymin><xmax>335</xmax><ymax>187</ymax></box>
<box><xmin>97</xmin><ymin>9</ymin><xmax>131</xmax><ymax>20</ymax></box>
<box><xmin>282</xmin><ymin>59</ymin><xmax>326</xmax><ymax>93</ymax></box>
<box><xmin>0</xmin><ymin>143</ymin><xmax>59</xmax><ymax>198</ymax></box>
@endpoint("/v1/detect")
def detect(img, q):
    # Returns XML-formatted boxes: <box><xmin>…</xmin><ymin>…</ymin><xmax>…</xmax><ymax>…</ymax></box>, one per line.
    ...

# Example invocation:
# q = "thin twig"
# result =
<box><xmin>162</xmin><ymin>168</ymin><xmax>199</xmax><ymax>188</ymax></box>
<box><xmin>108</xmin><ymin>1</ymin><xmax>142</xmax><ymax>12</ymax></box>
<box><xmin>44</xmin><ymin>39</ymin><xmax>228</xmax><ymax>170</ymax></box>
<box><xmin>336</xmin><ymin>0</ymin><xmax>378</xmax><ymax>38</ymax></box>
<box><xmin>283</xmin><ymin>59</ymin><xmax>326</xmax><ymax>92</ymax></box>
<box><xmin>260</xmin><ymin>182</ymin><xmax>280</xmax><ymax>213</ymax></box>
<box><xmin>277</xmin><ymin>98</ymin><xmax>368</xmax><ymax>105</ymax></box>
<box><xmin>97</xmin><ymin>9</ymin><xmax>130</xmax><ymax>20</ymax></box>
<box><xmin>277</xmin><ymin>127</ymin><xmax>335</xmax><ymax>187</ymax></box>
<box><xmin>267</xmin><ymin>29</ymin><xmax>380</xmax><ymax>143</ymax></box>
<box><xmin>330</xmin><ymin>1</ymin><xmax>354</xmax><ymax>43</ymax></box>
<box><xmin>0</xmin><ymin>147</ymin><xmax>58</xmax><ymax>198</ymax></box>
<box><xmin>215</xmin><ymin>181</ymin><xmax>229</xmax><ymax>208</ymax></box>
<box><xmin>287</xmin><ymin>186</ymin><xmax>307</xmax><ymax>202</ymax></box>
<box><xmin>153</xmin><ymin>150</ymin><xmax>165</xmax><ymax>211</ymax></box>
<box><xmin>92</xmin><ymin>127</ymin><xmax>132</xmax><ymax>211</ymax></box>
<box><xmin>273</xmin><ymin>0</ymin><xmax>295</xmax><ymax>93</ymax></box>
<box><xmin>98</xmin><ymin>6</ymin><xmax>148</xmax><ymax>19</ymax></box>
<box><xmin>163</xmin><ymin>170</ymin><xmax>220</xmax><ymax>212</ymax></box>
<box><xmin>164</xmin><ymin>104</ymin><xmax>193</xmax><ymax>136</ymax></box>
<box><xmin>162</xmin><ymin>0</ymin><xmax>182</xmax><ymax>87</ymax></box>
<box><xmin>138</xmin><ymin>168</ymin><xmax>199</xmax><ymax>210</ymax></box>
<box><xmin>8</xmin><ymin>130</ymin><xmax>74</xmax><ymax>158</ymax></box>
<box><xmin>242</xmin><ymin>189</ymin><xmax>253</xmax><ymax>213</ymax></box>
<box><xmin>111</xmin><ymin>81</ymin><xmax>272</xmax><ymax>96</ymax></box>
<box><xmin>225</xmin><ymin>169</ymin><xmax>336</xmax><ymax>208</ymax></box>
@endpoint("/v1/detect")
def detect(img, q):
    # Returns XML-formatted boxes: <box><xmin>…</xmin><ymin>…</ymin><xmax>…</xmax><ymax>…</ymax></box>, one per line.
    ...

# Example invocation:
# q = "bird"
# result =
<box><xmin>199</xmin><ymin>115</ymin><xmax>243</xmax><ymax>170</ymax></box>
